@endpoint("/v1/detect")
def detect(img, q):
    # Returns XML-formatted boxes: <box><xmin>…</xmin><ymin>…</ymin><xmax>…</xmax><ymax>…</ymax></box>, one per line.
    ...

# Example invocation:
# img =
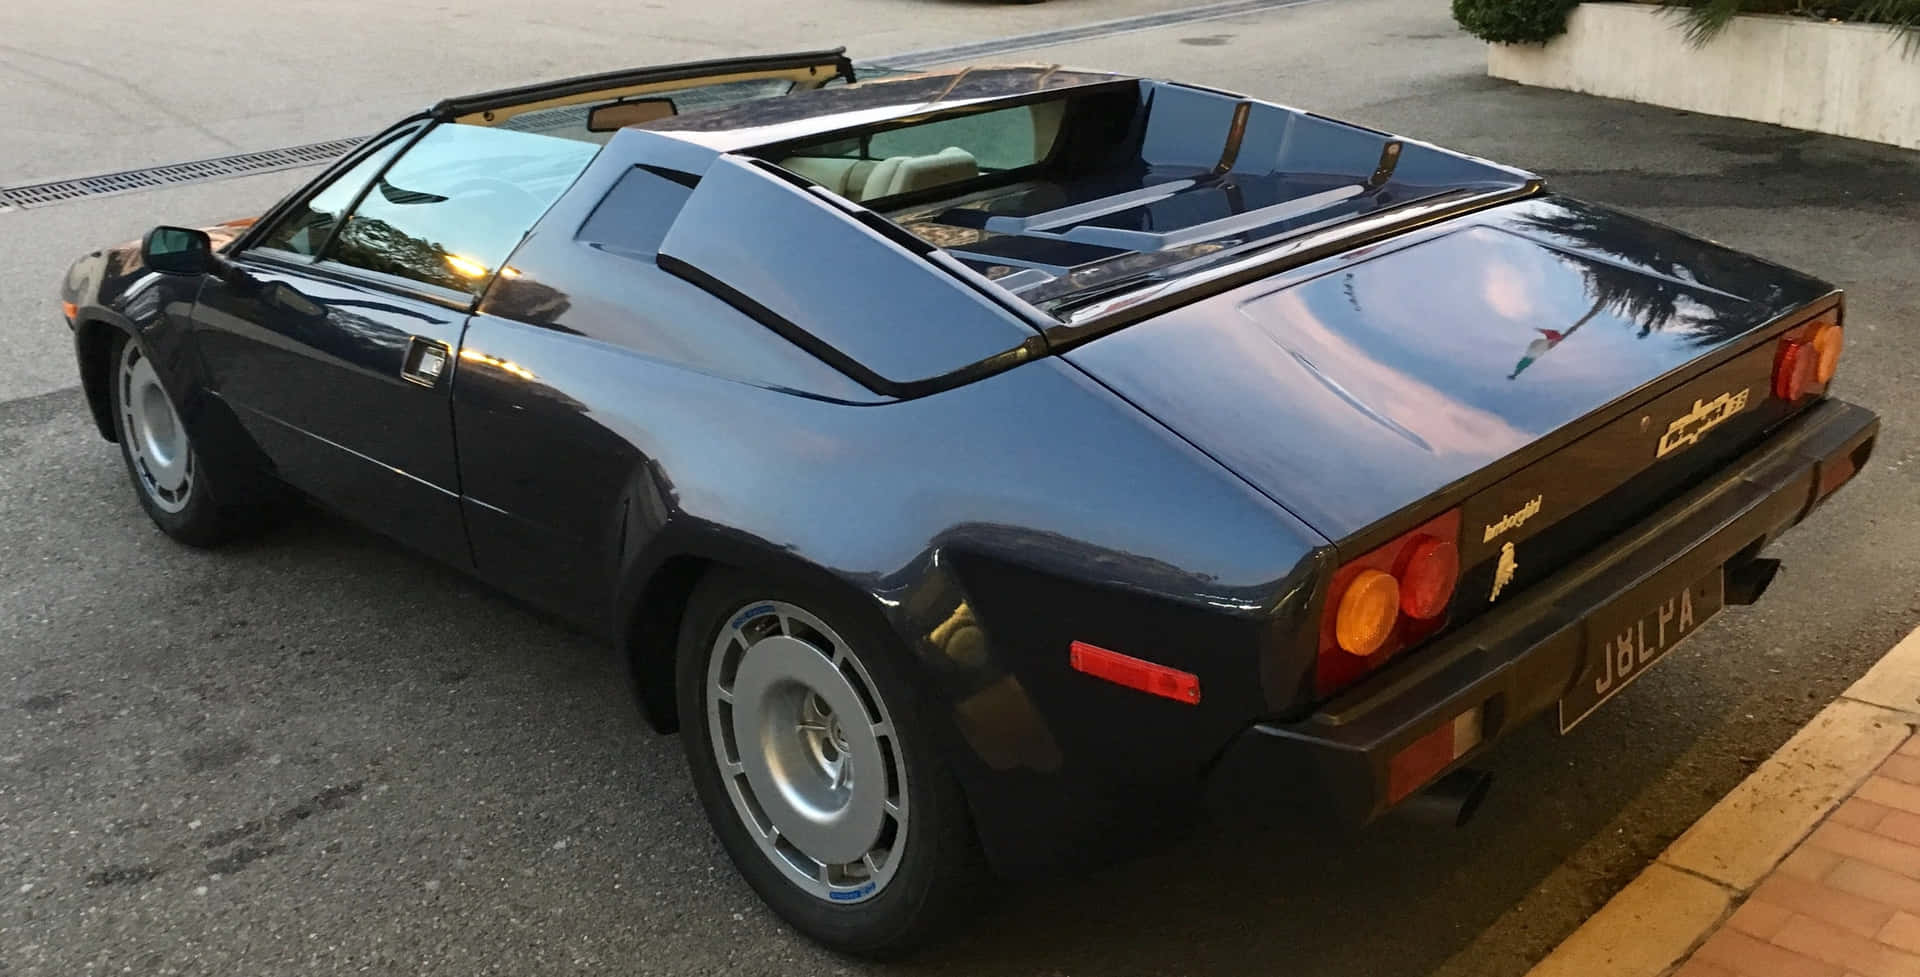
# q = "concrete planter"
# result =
<box><xmin>1488</xmin><ymin>3</ymin><xmax>1920</xmax><ymax>150</ymax></box>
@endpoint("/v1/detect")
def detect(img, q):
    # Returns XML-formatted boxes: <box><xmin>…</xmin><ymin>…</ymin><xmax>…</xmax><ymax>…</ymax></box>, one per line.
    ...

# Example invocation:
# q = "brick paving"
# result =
<box><xmin>1677</xmin><ymin>736</ymin><xmax>1920</xmax><ymax>977</ymax></box>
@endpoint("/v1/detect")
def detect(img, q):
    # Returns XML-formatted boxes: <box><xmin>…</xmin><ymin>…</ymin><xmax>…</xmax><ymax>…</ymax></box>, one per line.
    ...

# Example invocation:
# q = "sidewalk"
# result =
<box><xmin>1681</xmin><ymin>738</ymin><xmax>1920</xmax><ymax>977</ymax></box>
<box><xmin>1530</xmin><ymin>628</ymin><xmax>1920</xmax><ymax>977</ymax></box>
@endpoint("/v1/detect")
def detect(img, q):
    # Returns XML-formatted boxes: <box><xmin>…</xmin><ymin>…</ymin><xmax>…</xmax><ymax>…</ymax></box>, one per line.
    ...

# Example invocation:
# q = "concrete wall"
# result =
<box><xmin>1488</xmin><ymin>3</ymin><xmax>1920</xmax><ymax>150</ymax></box>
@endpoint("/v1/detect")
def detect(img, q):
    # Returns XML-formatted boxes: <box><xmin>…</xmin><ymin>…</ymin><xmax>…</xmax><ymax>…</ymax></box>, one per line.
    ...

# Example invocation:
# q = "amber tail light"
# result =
<box><xmin>1316</xmin><ymin>509</ymin><xmax>1462</xmax><ymax>697</ymax></box>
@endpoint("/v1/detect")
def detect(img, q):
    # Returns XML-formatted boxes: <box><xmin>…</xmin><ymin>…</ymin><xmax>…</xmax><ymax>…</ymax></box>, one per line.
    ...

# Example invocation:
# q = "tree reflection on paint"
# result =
<box><xmin>1513</xmin><ymin>200</ymin><xmax>1772</xmax><ymax>348</ymax></box>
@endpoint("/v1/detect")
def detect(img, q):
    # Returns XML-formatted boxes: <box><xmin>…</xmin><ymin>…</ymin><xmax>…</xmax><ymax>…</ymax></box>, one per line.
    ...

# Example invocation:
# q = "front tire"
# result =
<box><xmin>109</xmin><ymin>331</ymin><xmax>266</xmax><ymax>547</ymax></box>
<box><xmin>676</xmin><ymin>570</ymin><xmax>984</xmax><ymax>957</ymax></box>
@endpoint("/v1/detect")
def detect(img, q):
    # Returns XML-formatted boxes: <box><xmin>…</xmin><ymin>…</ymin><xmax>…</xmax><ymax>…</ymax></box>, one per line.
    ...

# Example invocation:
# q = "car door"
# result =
<box><xmin>193</xmin><ymin>121</ymin><xmax>599</xmax><ymax>566</ymax></box>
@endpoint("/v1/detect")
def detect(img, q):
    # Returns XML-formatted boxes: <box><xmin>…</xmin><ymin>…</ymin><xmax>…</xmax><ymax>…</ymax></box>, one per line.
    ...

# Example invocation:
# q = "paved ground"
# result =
<box><xmin>2</xmin><ymin>1</ymin><xmax>1918</xmax><ymax>975</ymax></box>
<box><xmin>1682</xmin><ymin>740</ymin><xmax>1920</xmax><ymax>977</ymax></box>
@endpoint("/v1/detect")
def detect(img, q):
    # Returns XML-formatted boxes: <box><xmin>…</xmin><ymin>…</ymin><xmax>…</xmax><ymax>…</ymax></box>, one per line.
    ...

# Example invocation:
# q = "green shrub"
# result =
<box><xmin>1452</xmin><ymin>0</ymin><xmax>1920</xmax><ymax>48</ymax></box>
<box><xmin>1660</xmin><ymin>1</ymin><xmax>1920</xmax><ymax>47</ymax></box>
<box><xmin>1450</xmin><ymin>0</ymin><xmax>1583</xmax><ymax>44</ymax></box>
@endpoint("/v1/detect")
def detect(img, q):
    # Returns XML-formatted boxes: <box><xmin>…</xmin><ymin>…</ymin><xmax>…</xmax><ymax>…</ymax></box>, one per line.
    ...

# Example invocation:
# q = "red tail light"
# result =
<box><xmin>1317</xmin><ymin>509</ymin><xmax>1462</xmax><ymax>696</ymax></box>
<box><xmin>1773</xmin><ymin>339</ymin><xmax>1813</xmax><ymax>401</ymax></box>
<box><xmin>1396</xmin><ymin>535</ymin><xmax>1460</xmax><ymax>620</ymax></box>
<box><xmin>1773</xmin><ymin>313</ymin><xmax>1841</xmax><ymax>402</ymax></box>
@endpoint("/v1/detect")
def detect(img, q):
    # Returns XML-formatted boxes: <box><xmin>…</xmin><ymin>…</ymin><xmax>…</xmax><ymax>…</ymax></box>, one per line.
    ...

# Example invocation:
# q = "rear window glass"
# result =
<box><xmin>771</xmin><ymin>101</ymin><xmax>1065</xmax><ymax>204</ymax></box>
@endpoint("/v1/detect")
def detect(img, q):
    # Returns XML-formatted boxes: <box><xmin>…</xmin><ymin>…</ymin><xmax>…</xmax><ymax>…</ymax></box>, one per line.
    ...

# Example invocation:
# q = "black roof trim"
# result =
<box><xmin>1041</xmin><ymin>181</ymin><xmax>1547</xmax><ymax>350</ymax></box>
<box><xmin>431</xmin><ymin>48</ymin><xmax>855</xmax><ymax>121</ymax></box>
<box><xmin>657</xmin><ymin>252</ymin><xmax>1045</xmax><ymax>401</ymax></box>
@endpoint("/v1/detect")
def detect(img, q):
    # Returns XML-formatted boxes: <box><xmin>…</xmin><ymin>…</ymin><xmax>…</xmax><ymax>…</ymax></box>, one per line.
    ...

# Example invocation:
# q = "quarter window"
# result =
<box><xmin>577</xmin><ymin>167</ymin><xmax>695</xmax><ymax>258</ymax></box>
<box><xmin>325</xmin><ymin>124</ymin><xmax>599</xmax><ymax>294</ymax></box>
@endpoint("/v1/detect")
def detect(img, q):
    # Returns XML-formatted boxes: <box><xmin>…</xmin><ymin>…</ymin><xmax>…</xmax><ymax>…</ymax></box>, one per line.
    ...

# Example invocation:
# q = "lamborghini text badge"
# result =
<box><xmin>1483</xmin><ymin>495</ymin><xmax>1543</xmax><ymax>543</ymax></box>
<box><xmin>1657</xmin><ymin>388</ymin><xmax>1751</xmax><ymax>459</ymax></box>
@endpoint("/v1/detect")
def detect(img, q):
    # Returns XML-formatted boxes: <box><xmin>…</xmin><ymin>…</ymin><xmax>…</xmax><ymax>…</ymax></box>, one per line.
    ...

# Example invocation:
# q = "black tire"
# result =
<box><xmin>108</xmin><ymin>331</ymin><xmax>272</xmax><ymax>547</ymax></box>
<box><xmin>675</xmin><ymin>568</ymin><xmax>986</xmax><ymax>957</ymax></box>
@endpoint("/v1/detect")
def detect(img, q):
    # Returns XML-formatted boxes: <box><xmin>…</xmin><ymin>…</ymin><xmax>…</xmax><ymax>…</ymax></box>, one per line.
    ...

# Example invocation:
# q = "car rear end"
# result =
<box><xmin>1061</xmin><ymin>196</ymin><xmax>1877</xmax><ymax>825</ymax></box>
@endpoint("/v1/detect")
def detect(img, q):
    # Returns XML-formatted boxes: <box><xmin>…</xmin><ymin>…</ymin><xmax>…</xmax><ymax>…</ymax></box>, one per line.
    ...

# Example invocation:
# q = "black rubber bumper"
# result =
<box><xmin>1208</xmin><ymin>398</ymin><xmax>1879</xmax><ymax>826</ymax></box>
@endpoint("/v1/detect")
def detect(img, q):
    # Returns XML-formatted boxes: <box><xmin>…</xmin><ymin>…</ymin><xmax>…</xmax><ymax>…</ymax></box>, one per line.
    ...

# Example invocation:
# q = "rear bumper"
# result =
<box><xmin>1208</xmin><ymin>398</ymin><xmax>1879</xmax><ymax>825</ymax></box>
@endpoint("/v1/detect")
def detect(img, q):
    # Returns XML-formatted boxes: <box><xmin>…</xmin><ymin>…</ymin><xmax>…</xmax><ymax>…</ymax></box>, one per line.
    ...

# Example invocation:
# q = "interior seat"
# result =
<box><xmin>860</xmin><ymin>147</ymin><xmax>979</xmax><ymax>200</ymax></box>
<box><xmin>779</xmin><ymin>156</ymin><xmax>881</xmax><ymax>197</ymax></box>
<box><xmin>779</xmin><ymin>147</ymin><xmax>981</xmax><ymax>203</ymax></box>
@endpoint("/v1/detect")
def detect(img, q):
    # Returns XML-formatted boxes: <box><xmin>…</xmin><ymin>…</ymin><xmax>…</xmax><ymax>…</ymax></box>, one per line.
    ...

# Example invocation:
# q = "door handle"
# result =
<box><xmin>401</xmin><ymin>337</ymin><xmax>451</xmax><ymax>387</ymax></box>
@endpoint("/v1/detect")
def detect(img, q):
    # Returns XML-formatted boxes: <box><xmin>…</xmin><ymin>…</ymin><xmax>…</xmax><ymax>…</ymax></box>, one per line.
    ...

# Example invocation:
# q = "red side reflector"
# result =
<box><xmin>1815</xmin><ymin>440</ymin><xmax>1869</xmax><ymax>503</ymax></box>
<box><xmin>60</xmin><ymin>301</ymin><xmax>77</xmax><ymax>322</ymax></box>
<box><xmin>1387</xmin><ymin>706</ymin><xmax>1485</xmax><ymax>803</ymax></box>
<box><xmin>1069</xmin><ymin>641</ymin><xmax>1201</xmax><ymax>705</ymax></box>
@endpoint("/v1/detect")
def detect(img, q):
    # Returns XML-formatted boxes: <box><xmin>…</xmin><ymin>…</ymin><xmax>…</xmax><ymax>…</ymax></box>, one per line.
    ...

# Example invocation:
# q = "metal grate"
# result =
<box><xmin>0</xmin><ymin>137</ymin><xmax>366</xmax><ymax>209</ymax></box>
<box><xmin>0</xmin><ymin>0</ymin><xmax>1335</xmax><ymax>211</ymax></box>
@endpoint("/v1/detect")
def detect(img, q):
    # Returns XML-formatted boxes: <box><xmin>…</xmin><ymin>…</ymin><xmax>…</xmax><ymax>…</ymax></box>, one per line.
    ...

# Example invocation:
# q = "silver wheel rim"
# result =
<box><xmin>118</xmin><ymin>340</ymin><xmax>194</xmax><ymax>514</ymax></box>
<box><xmin>706</xmin><ymin>601</ymin><xmax>908</xmax><ymax>905</ymax></box>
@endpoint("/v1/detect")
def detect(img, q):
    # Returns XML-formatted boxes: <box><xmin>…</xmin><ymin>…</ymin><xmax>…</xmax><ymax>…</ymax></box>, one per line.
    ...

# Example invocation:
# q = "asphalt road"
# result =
<box><xmin>3</xmin><ymin>1</ymin><xmax>1919</xmax><ymax>975</ymax></box>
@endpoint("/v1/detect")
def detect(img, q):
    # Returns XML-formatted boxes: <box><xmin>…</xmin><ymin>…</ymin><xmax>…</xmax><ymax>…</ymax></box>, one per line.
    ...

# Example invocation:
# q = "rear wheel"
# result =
<box><xmin>110</xmin><ymin>331</ymin><xmax>268</xmax><ymax>547</ymax></box>
<box><xmin>676</xmin><ymin>571</ymin><xmax>983</xmax><ymax>956</ymax></box>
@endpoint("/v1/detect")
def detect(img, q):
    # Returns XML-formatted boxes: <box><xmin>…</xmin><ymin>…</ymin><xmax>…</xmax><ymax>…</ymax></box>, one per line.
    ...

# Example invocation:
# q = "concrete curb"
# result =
<box><xmin>1525</xmin><ymin>626</ymin><xmax>1920</xmax><ymax>977</ymax></box>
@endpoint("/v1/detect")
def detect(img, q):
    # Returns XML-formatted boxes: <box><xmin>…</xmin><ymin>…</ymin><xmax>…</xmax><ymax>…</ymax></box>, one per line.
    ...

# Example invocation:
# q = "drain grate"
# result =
<box><xmin>0</xmin><ymin>0</ymin><xmax>1335</xmax><ymax>211</ymax></box>
<box><xmin>0</xmin><ymin>137</ymin><xmax>366</xmax><ymax>210</ymax></box>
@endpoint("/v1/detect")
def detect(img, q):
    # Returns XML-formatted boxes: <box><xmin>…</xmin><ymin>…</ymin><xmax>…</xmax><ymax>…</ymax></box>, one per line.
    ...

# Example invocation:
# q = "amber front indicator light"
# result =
<box><xmin>1317</xmin><ymin>509</ymin><xmax>1463</xmax><ymax>696</ymax></box>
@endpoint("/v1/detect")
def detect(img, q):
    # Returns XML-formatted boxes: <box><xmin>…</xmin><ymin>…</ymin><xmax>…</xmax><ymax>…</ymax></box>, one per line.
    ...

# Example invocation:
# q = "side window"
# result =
<box><xmin>325</xmin><ymin>124</ymin><xmax>599</xmax><ymax>294</ymax></box>
<box><xmin>577</xmin><ymin>167</ymin><xmax>695</xmax><ymax>258</ymax></box>
<box><xmin>255</xmin><ymin>134</ymin><xmax>410</xmax><ymax>256</ymax></box>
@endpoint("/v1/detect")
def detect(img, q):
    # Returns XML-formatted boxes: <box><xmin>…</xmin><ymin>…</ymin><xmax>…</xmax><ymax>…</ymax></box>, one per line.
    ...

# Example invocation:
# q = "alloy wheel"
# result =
<box><xmin>705</xmin><ymin>600</ymin><xmax>909</xmax><ymax>904</ymax></box>
<box><xmin>118</xmin><ymin>339</ymin><xmax>194</xmax><ymax>513</ymax></box>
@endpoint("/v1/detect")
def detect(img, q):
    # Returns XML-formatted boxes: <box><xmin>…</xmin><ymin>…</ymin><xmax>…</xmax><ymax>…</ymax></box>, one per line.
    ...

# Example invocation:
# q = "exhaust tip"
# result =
<box><xmin>1398</xmin><ymin>769</ymin><xmax>1493</xmax><ymax>828</ymax></box>
<box><xmin>1726</xmin><ymin>556</ymin><xmax>1783</xmax><ymax>606</ymax></box>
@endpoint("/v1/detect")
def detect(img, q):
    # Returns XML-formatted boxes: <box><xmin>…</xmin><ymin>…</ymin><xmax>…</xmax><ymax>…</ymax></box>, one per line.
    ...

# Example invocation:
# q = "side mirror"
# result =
<box><xmin>141</xmin><ymin>226</ymin><xmax>214</xmax><ymax>276</ymax></box>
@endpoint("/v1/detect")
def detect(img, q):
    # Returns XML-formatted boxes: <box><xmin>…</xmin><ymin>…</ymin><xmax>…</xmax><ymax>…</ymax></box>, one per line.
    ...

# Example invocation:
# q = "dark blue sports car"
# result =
<box><xmin>60</xmin><ymin>50</ymin><xmax>1876</xmax><ymax>954</ymax></box>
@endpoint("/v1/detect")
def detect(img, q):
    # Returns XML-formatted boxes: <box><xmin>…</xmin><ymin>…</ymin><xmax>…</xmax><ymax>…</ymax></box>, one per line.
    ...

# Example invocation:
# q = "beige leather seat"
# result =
<box><xmin>859</xmin><ymin>147</ymin><xmax>978</xmax><ymax>200</ymax></box>
<box><xmin>780</xmin><ymin>147</ymin><xmax>980</xmax><ymax>203</ymax></box>
<box><xmin>780</xmin><ymin>156</ymin><xmax>882</xmax><ymax>197</ymax></box>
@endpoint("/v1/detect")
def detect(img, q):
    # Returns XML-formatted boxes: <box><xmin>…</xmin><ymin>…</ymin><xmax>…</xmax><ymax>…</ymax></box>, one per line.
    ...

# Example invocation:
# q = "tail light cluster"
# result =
<box><xmin>1316</xmin><ymin>509</ymin><xmax>1462</xmax><ymax>696</ymax></box>
<box><xmin>1772</xmin><ymin>312</ymin><xmax>1843</xmax><ymax>402</ymax></box>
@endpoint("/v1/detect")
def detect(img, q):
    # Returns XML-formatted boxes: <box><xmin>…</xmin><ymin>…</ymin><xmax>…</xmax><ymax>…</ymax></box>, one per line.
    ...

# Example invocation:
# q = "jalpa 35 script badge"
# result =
<box><xmin>1657</xmin><ymin>388</ymin><xmax>1751</xmax><ymax>459</ymax></box>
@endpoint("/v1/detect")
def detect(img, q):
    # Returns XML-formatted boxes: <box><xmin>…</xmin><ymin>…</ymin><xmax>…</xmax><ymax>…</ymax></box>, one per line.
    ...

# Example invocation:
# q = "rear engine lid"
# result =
<box><xmin>1063</xmin><ymin>196</ymin><xmax>1834</xmax><ymax>547</ymax></box>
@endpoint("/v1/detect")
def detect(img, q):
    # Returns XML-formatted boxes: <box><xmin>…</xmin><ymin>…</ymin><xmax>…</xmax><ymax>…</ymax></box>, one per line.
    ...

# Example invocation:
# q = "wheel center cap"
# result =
<box><xmin>729</xmin><ymin>635</ymin><xmax>889</xmax><ymax>864</ymax></box>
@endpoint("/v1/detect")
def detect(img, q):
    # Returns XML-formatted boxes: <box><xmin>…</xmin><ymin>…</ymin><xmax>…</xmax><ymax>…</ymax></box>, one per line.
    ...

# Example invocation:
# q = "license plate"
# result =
<box><xmin>1558</xmin><ymin>570</ymin><xmax>1725</xmax><ymax>733</ymax></box>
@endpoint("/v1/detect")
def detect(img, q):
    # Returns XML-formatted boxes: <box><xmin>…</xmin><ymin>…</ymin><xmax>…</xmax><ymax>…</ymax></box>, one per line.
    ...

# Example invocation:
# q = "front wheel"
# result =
<box><xmin>676</xmin><ymin>571</ymin><xmax>984</xmax><ymax>956</ymax></box>
<box><xmin>109</xmin><ymin>331</ymin><xmax>269</xmax><ymax>547</ymax></box>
